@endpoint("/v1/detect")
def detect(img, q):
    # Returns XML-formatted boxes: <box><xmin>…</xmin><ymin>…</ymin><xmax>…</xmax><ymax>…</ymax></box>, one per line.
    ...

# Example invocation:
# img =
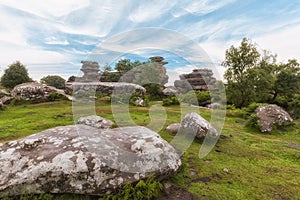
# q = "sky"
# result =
<box><xmin>1</xmin><ymin>0</ymin><xmax>300</xmax><ymax>84</ymax></box>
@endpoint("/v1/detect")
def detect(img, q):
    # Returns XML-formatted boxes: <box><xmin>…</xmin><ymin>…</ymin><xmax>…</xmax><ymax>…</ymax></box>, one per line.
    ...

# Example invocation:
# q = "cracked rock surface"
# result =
<box><xmin>0</xmin><ymin>125</ymin><xmax>181</xmax><ymax>197</ymax></box>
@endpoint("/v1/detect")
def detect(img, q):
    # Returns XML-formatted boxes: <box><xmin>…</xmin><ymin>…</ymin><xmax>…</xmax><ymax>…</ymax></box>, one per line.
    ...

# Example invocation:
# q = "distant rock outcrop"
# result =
<box><xmin>0</xmin><ymin>125</ymin><xmax>181</xmax><ymax>197</ymax></box>
<box><xmin>256</xmin><ymin>104</ymin><xmax>293</xmax><ymax>133</ymax></box>
<box><xmin>174</xmin><ymin>69</ymin><xmax>217</xmax><ymax>93</ymax></box>
<box><xmin>71</xmin><ymin>82</ymin><xmax>146</xmax><ymax>98</ymax></box>
<box><xmin>11</xmin><ymin>82</ymin><xmax>73</xmax><ymax>101</ymax></box>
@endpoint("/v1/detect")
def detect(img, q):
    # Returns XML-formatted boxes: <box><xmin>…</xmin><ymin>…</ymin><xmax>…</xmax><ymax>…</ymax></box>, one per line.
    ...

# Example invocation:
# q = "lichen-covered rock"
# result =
<box><xmin>0</xmin><ymin>125</ymin><xmax>181</xmax><ymax>197</ymax></box>
<box><xmin>181</xmin><ymin>112</ymin><xmax>218</xmax><ymax>139</ymax></box>
<box><xmin>163</xmin><ymin>87</ymin><xmax>178</xmax><ymax>96</ymax></box>
<box><xmin>70</xmin><ymin>82</ymin><xmax>146</xmax><ymax>98</ymax></box>
<box><xmin>0</xmin><ymin>89</ymin><xmax>10</xmax><ymax>98</ymax></box>
<box><xmin>77</xmin><ymin>115</ymin><xmax>114</xmax><ymax>129</ymax></box>
<box><xmin>0</xmin><ymin>96</ymin><xmax>13</xmax><ymax>105</ymax></box>
<box><xmin>256</xmin><ymin>104</ymin><xmax>293</xmax><ymax>133</ymax></box>
<box><xmin>11</xmin><ymin>82</ymin><xmax>73</xmax><ymax>101</ymax></box>
<box><xmin>166</xmin><ymin>123</ymin><xmax>181</xmax><ymax>134</ymax></box>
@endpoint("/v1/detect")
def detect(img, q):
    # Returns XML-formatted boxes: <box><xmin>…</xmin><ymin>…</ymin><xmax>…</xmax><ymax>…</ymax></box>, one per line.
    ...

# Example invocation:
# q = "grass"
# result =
<box><xmin>0</xmin><ymin>100</ymin><xmax>299</xmax><ymax>199</ymax></box>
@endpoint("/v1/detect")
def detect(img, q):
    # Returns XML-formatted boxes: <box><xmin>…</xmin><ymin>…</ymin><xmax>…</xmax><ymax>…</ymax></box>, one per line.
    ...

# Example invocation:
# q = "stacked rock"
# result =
<box><xmin>149</xmin><ymin>56</ymin><xmax>169</xmax><ymax>85</ymax></box>
<box><xmin>78</xmin><ymin>61</ymin><xmax>100</xmax><ymax>82</ymax></box>
<box><xmin>174</xmin><ymin>69</ymin><xmax>217</xmax><ymax>93</ymax></box>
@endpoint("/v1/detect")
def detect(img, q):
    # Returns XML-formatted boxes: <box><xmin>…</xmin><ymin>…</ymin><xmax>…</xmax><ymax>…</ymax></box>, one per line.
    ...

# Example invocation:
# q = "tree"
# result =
<box><xmin>222</xmin><ymin>38</ymin><xmax>260</xmax><ymax>107</ymax></box>
<box><xmin>0</xmin><ymin>61</ymin><xmax>32</xmax><ymax>89</ymax></box>
<box><xmin>271</xmin><ymin>59</ymin><xmax>300</xmax><ymax>101</ymax></box>
<box><xmin>40</xmin><ymin>75</ymin><xmax>66</xmax><ymax>89</ymax></box>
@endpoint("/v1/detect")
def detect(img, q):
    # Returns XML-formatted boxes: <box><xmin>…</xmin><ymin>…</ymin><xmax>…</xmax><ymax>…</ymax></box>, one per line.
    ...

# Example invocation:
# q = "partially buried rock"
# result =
<box><xmin>181</xmin><ymin>112</ymin><xmax>218</xmax><ymax>139</ymax></box>
<box><xmin>166</xmin><ymin>123</ymin><xmax>181</xmax><ymax>134</ymax></box>
<box><xmin>256</xmin><ymin>104</ymin><xmax>293</xmax><ymax>133</ymax></box>
<box><xmin>77</xmin><ymin>115</ymin><xmax>114</xmax><ymax>129</ymax></box>
<box><xmin>0</xmin><ymin>125</ymin><xmax>181</xmax><ymax>197</ymax></box>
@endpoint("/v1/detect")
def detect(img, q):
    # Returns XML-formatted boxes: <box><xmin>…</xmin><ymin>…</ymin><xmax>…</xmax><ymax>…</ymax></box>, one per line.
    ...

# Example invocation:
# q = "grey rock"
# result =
<box><xmin>256</xmin><ymin>104</ymin><xmax>293</xmax><ymax>133</ymax></box>
<box><xmin>166</xmin><ymin>123</ymin><xmax>181</xmax><ymax>134</ymax></box>
<box><xmin>70</xmin><ymin>82</ymin><xmax>146</xmax><ymax>98</ymax></box>
<box><xmin>207</xmin><ymin>103</ymin><xmax>221</xmax><ymax>110</ymax></box>
<box><xmin>181</xmin><ymin>112</ymin><xmax>218</xmax><ymax>139</ymax></box>
<box><xmin>11</xmin><ymin>82</ymin><xmax>73</xmax><ymax>101</ymax></box>
<box><xmin>0</xmin><ymin>89</ymin><xmax>10</xmax><ymax>98</ymax></box>
<box><xmin>174</xmin><ymin>69</ymin><xmax>217</xmax><ymax>93</ymax></box>
<box><xmin>77</xmin><ymin>115</ymin><xmax>114</xmax><ymax>129</ymax></box>
<box><xmin>0</xmin><ymin>125</ymin><xmax>181</xmax><ymax>197</ymax></box>
<box><xmin>134</xmin><ymin>97</ymin><xmax>146</xmax><ymax>107</ymax></box>
<box><xmin>0</xmin><ymin>96</ymin><xmax>13</xmax><ymax>105</ymax></box>
<box><xmin>163</xmin><ymin>87</ymin><xmax>178</xmax><ymax>96</ymax></box>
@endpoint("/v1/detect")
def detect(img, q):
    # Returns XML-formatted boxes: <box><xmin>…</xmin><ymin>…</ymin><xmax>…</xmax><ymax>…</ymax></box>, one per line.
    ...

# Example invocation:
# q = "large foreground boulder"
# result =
<box><xmin>166</xmin><ymin>112</ymin><xmax>218</xmax><ymax>139</ymax></box>
<box><xmin>11</xmin><ymin>82</ymin><xmax>73</xmax><ymax>101</ymax></box>
<box><xmin>256</xmin><ymin>104</ymin><xmax>293</xmax><ymax>133</ymax></box>
<box><xmin>0</xmin><ymin>125</ymin><xmax>181</xmax><ymax>197</ymax></box>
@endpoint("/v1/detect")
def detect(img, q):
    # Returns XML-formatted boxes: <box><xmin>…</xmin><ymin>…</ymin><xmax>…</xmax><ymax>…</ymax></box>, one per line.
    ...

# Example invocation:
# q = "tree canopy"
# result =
<box><xmin>40</xmin><ymin>75</ymin><xmax>66</xmax><ymax>89</ymax></box>
<box><xmin>0</xmin><ymin>61</ymin><xmax>32</xmax><ymax>89</ymax></box>
<box><xmin>223</xmin><ymin>38</ymin><xmax>300</xmax><ymax>110</ymax></box>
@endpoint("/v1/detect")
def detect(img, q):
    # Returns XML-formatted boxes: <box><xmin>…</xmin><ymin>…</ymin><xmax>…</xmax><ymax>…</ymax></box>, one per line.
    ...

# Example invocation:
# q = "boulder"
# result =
<box><xmin>166</xmin><ymin>123</ymin><xmax>181</xmax><ymax>134</ymax></box>
<box><xmin>0</xmin><ymin>89</ymin><xmax>10</xmax><ymax>98</ymax></box>
<box><xmin>256</xmin><ymin>104</ymin><xmax>293</xmax><ymax>133</ymax></box>
<box><xmin>207</xmin><ymin>103</ymin><xmax>221</xmax><ymax>110</ymax></box>
<box><xmin>181</xmin><ymin>112</ymin><xmax>218</xmax><ymax>139</ymax></box>
<box><xmin>11</xmin><ymin>82</ymin><xmax>73</xmax><ymax>101</ymax></box>
<box><xmin>163</xmin><ymin>87</ymin><xmax>178</xmax><ymax>96</ymax></box>
<box><xmin>70</xmin><ymin>82</ymin><xmax>146</xmax><ymax>98</ymax></box>
<box><xmin>77</xmin><ymin>115</ymin><xmax>114</xmax><ymax>129</ymax></box>
<box><xmin>134</xmin><ymin>97</ymin><xmax>146</xmax><ymax>107</ymax></box>
<box><xmin>0</xmin><ymin>96</ymin><xmax>13</xmax><ymax>105</ymax></box>
<box><xmin>0</xmin><ymin>125</ymin><xmax>181</xmax><ymax>197</ymax></box>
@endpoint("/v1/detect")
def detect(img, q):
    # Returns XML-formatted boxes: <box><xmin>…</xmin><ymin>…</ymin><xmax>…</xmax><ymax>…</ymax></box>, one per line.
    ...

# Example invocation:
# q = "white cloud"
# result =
<box><xmin>129</xmin><ymin>0</ymin><xmax>175</xmax><ymax>23</ymax></box>
<box><xmin>45</xmin><ymin>37</ymin><xmax>69</xmax><ymax>45</ymax></box>
<box><xmin>1</xmin><ymin>0</ymin><xmax>90</xmax><ymax>17</ymax></box>
<box><xmin>254</xmin><ymin>24</ymin><xmax>300</xmax><ymax>62</ymax></box>
<box><xmin>182</xmin><ymin>0</ymin><xmax>236</xmax><ymax>15</ymax></box>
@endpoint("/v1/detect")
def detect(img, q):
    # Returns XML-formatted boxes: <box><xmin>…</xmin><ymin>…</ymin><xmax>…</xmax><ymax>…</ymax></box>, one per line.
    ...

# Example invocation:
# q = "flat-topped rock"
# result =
<box><xmin>0</xmin><ymin>125</ymin><xmax>181</xmax><ymax>197</ymax></box>
<box><xmin>70</xmin><ymin>82</ymin><xmax>146</xmax><ymax>97</ymax></box>
<box><xmin>11</xmin><ymin>82</ymin><xmax>73</xmax><ymax>101</ymax></box>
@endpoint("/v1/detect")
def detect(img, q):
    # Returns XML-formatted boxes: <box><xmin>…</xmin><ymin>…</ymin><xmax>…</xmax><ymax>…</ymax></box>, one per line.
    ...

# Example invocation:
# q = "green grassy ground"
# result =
<box><xmin>0</xmin><ymin>100</ymin><xmax>299</xmax><ymax>199</ymax></box>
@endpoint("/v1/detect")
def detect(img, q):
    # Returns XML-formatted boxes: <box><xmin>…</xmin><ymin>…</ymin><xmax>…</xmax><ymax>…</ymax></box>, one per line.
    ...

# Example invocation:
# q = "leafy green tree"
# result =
<box><xmin>223</xmin><ymin>38</ymin><xmax>260</xmax><ymax>107</ymax></box>
<box><xmin>0</xmin><ymin>61</ymin><xmax>32</xmax><ymax>89</ymax></box>
<box><xmin>271</xmin><ymin>59</ymin><xmax>300</xmax><ymax>101</ymax></box>
<box><xmin>40</xmin><ymin>75</ymin><xmax>66</xmax><ymax>89</ymax></box>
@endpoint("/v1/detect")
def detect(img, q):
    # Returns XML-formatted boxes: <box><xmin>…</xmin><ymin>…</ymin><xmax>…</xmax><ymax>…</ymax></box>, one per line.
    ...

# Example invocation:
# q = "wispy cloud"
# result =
<box><xmin>0</xmin><ymin>0</ymin><xmax>300</xmax><ymax>81</ymax></box>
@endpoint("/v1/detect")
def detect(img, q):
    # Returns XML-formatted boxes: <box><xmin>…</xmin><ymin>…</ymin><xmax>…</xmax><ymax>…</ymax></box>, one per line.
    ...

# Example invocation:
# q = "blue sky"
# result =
<box><xmin>1</xmin><ymin>0</ymin><xmax>300</xmax><ymax>84</ymax></box>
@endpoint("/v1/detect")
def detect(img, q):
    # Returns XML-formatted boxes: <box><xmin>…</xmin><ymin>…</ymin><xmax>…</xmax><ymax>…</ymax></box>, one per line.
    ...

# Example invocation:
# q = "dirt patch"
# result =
<box><xmin>156</xmin><ymin>183</ymin><xmax>200</xmax><ymax>200</ymax></box>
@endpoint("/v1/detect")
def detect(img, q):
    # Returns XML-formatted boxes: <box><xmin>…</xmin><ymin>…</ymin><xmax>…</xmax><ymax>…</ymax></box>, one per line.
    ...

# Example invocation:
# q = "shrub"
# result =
<box><xmin>288</xmin><ymin>94</ymin><xmax>300</xmax><ymax>119</ymax></box>
<box><xmin>100</xmin><ymin>175</ymin><xmax>163</xmax><ymax>200</ymax></box>
<box><xmin>143</xmin><ymin>83</ymin><xmax>164</xmax><ymax>101</ymax></box>
<box><xmin>0</xmin><ymin>61</ymin><xmax>32</xmax><ymax>89</ymax></box>
<box><xmin>245</xmin><ymin>113</ymin><xmax>261</xmax><ymax>130</ymax></box>
<box><xmin>162</xmin><ymin>96</ymin><xmax>179</xmax><ymax>106</ymax></box>
<box><xmin>179</xmin><ymin>91</ymin><xmax>211</xmax><ymax>106</ymax></box>
<box><xmin>40</xmin><ymin>75</ymin><xmax>66</xmax><ymax>89</ymax></box>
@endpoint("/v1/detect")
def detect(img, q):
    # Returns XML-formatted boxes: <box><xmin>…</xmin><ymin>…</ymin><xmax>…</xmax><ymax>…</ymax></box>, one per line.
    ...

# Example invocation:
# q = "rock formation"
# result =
<box><xmin>0</xmin><ymin>125</ymin><xmax>181</xmax><ymax>197</ymax></box>
<box><xmin>77</xmin><ymin>61</ymin><xmax>100</xmax><ymax>82</ymax></box>
<box><xmin>11</xmin><ymin>82</ymin><xmax>73</xmax><ymax>101</ymax></box>
<box><xmin>174</xmin><ymin>69</ymin><xmax>217</xmax><ymax>93</ymax></box>
<box><xmin>71</xmin><ymin>82</ymin><xmax>146</xmax><ymax>98</ymax></box>
<box><xmin>255</xmin><ymin>104</ymin><xmax>293</xmax><ymax>133</ymax></box>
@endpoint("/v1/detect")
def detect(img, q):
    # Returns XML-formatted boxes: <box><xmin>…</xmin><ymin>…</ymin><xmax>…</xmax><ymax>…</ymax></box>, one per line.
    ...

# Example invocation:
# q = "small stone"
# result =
<box><xmin>223</xmin><ymin>168</ymin><xmax>230</xmax><ymax>173</ymax></box>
